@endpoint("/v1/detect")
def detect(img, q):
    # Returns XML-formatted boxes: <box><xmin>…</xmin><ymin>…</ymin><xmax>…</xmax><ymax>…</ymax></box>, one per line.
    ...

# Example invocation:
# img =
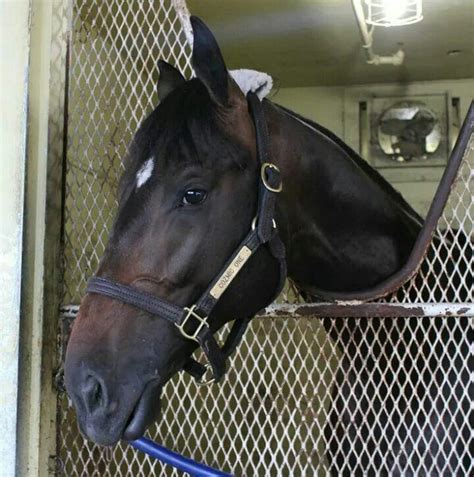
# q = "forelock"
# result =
<box><xmin>118</xmin><ymin>78</ymin><xmax>247</xmax><ymax>199</ymax></box>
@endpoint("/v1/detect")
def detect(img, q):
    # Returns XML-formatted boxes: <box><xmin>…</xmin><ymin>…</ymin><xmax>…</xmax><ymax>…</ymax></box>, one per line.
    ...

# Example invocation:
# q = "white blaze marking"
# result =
<box><xmin>136</xmin><ymin>157</ymin><xmax>154</xmax><ymax>189</ymax></box>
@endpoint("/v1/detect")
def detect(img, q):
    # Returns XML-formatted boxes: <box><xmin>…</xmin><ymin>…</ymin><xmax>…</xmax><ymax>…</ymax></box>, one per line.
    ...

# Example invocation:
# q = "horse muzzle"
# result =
<box><xmin>65</xmin><ymin>365</ymin><xmax>162</xmax><ymax>446</ymax></box>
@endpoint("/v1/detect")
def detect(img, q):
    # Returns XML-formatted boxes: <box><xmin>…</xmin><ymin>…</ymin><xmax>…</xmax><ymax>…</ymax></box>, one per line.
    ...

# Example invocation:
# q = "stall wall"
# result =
<box><xmin>0</xmin><ymin>2</ymin><xmax>30</xmax><ymax>476</ymax></box>
<box><xmin>274</xmin><ymin>78</ymin><xmax>474</xmax><ymax>217</ymax></box>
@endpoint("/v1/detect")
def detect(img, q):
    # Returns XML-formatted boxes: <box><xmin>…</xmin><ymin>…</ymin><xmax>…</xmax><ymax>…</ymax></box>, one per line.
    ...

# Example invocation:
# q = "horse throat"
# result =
<box><xmin>265</xmin><ymin>102</ymin><xmax>421</xmax><ymax>296</ymax></box>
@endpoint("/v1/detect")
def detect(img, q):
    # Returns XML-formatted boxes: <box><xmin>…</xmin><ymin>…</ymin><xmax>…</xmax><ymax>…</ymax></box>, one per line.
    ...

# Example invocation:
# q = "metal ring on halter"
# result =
<box><xmin>251</xmin><ymin>216</ymin><xmax>277</xmax><ymax>231</ymax></box>
<box><xmin>196</xmin><ymin>364</ymin><xmax>216</xmax><ymax>386</ymax></box>
<box><xmin>261</xmin><ymin>163</ymin><xmax>283</xmax><ymax>193</ymax></box>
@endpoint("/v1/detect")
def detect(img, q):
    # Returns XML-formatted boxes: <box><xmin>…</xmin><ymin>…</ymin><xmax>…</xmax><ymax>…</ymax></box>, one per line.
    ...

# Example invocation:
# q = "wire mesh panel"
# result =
<box><xmin>57</xmin><ymin>313</ymin><xmax>472</xmax><ymax>476</ymax></box>
<box><xmin>63</xmin><ymin>0</ymin><xmax>192</xmax><ymax>305</ymax></box>
<box><xmin>385</xmin><ymin>135</ymin><xmax>473</xmax><ymax>304</ymax></box>
<box><xmin>57</xmin><ymin>1</ymin><xmax>473</xmax><ymax>475</ymax></box>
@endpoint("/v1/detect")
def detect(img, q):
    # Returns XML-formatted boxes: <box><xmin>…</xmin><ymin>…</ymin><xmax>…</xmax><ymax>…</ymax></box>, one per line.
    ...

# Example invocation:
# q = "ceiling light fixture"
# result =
<box><xmin>352</xmin><ymin>0</ymin><xmax>423</xmax><ymax>66</ymax></box>
<box><xmin>365</xmin><ymin>0</ymin><xmax>423</xmax><ymax>27</ymax></box>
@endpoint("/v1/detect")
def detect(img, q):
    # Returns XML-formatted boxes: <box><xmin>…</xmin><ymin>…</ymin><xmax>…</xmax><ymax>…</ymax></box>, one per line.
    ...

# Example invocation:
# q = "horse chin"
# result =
<box><xmin>122</xmin><ymin>379</ymin><xmax>162</xmax><ymax>442</ymax></box>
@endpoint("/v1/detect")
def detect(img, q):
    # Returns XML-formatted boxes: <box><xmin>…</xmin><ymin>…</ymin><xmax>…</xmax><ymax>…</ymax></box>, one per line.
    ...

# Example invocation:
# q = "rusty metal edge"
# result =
<box><xmin>61</xmin><ymin>302</ymin><xmax>474</xmax><ymax>319</ymax></box>
<box><xmin>306</xmin><ymin>101</ymin><xmax>474</xmax><ymax>303</ymax></box>
<box><xmin>260</xmin><ymin>302</ymin><xmax>474</xmax><ymax>318</ymax></box>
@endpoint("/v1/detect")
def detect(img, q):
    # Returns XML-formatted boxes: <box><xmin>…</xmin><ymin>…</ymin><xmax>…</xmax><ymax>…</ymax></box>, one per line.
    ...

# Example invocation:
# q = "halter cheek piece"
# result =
<box><xmin>86</xmin><ymin>92</ymin><xmax>287</xmax><ymax>385</ymax></box>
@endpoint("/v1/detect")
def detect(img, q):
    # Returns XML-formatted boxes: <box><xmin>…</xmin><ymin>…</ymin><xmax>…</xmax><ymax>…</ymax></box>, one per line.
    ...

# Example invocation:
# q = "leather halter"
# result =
<box><xmin>86</xmin><ymin>92</ymin><xmax>287</xmax><ymax>385</ymax></box>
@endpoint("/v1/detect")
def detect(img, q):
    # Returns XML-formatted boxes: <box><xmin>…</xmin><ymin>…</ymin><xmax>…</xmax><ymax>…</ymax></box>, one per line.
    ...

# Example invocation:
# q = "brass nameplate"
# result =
<box><xmin>210</xmin><ymin>246</ymin><xmax>252</xmax><ymax>299</ymax></box>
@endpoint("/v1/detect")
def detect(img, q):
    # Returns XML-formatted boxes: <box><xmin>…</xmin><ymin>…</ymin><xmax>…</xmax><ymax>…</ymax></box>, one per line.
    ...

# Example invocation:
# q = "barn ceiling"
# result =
<box><xmin>186</xmin><ymin>0</ymin><xmax>474</xmax><ymax>87</ymax></box>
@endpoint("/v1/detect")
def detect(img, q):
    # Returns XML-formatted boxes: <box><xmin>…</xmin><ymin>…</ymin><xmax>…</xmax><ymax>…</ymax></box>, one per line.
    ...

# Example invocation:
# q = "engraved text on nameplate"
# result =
<box><xmin>209</xmin><ymin>246</ymin><xmax>252</xmax><ymax>299</ymax></box>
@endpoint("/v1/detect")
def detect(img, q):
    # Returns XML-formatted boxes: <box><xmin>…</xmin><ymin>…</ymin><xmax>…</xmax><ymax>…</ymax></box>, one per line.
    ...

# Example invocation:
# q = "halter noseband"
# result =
<box><xmin>86</xmin><ymin>92</ymin><xmax>287</xmax><ymax>385</ymax></box>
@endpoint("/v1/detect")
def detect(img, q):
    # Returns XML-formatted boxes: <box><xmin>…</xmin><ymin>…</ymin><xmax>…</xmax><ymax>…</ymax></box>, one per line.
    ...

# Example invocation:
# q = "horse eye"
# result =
<box><xmin>182</xmin><ymin>189</ymin><xmax>207</xmax><ymax>206</ymax></box>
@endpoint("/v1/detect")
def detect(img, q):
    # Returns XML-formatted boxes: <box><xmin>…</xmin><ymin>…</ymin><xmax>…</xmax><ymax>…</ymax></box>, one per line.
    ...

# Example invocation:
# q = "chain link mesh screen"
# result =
<box><xmin>57</xmin><ymin>1</ymin><xmax>473</xmax><ymax>475</ymax></box>
<box><xmin>57</xmin><ymin>313</ymin><xmax>472</xmax><ymax>476</ymax></box>
<box><xmin>63</xmin><ymin>0</ymin><xmax>192</xmax><ymax>305</ymax></box>
<box><xmin>385</xmin><ymin>137</ymin><xmax>473</xmax><ymax>304</ymax></box>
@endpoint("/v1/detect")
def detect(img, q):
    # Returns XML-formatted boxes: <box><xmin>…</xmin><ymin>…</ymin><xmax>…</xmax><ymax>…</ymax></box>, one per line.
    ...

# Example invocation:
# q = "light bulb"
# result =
<box><xmin>383</xmin><ymin>0</ymin><xmax>409</xmax><ymax>22</ymax></box>
<box><xmin>365</xmin><ymin>0</ymin><xmax>423</xmax><ymax>27</ymax></box>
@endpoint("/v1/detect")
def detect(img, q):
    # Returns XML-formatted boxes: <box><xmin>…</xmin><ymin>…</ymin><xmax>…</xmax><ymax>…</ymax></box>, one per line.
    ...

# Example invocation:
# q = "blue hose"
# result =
<box><xmin>129</xmin><ymin>437</ymin><xmax>233</xmax><ymax>477</ymax></box>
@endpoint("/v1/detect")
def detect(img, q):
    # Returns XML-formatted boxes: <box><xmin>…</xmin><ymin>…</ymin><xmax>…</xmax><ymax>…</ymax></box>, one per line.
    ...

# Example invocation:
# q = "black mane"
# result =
<box><xmin>124</xmin><ymin>79</ymin><xmax>217</xmax><ymax>172</ymax></box>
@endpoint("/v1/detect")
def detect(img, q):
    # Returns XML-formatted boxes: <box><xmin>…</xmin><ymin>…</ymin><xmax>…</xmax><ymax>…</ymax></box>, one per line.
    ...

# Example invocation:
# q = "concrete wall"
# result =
<box><xmin>0</xmin><ymin>2</ymin><xmax>30</xmax><ymax>476</ymax></box>
<box><xmin>274</xmin><ymin>78</ymin><xmax>474</xmax><ymax>217</ymax></box>
<box><xmin>273</xmin><ymin>85</ymin><xmax>346</xmax><ymax>138</ymax></box>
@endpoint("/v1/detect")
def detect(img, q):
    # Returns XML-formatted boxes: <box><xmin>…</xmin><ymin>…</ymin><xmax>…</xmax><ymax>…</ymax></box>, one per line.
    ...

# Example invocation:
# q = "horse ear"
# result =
<box><xmin>190</xmin><ymin>16</ymin><xmax>232</xmax><ymax>106</ymax></box>
<box><xmin>157</xmin><ymin>60</ymin><xmax>186</xmax><ymax>101</ymax></box>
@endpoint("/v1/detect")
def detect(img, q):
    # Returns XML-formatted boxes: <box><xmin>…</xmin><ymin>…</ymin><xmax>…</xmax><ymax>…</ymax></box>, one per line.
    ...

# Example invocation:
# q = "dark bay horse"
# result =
<box><xmin>64</xmin><ymin>17</ymin><xmax>469</xmax><ymax>475</ymax></box>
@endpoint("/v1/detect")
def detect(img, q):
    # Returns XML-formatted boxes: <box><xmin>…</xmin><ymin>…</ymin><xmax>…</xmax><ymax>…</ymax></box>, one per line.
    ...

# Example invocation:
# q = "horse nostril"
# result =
<box><xmin>93</xmin><ymin>381</ymin><xmax>103</xmax><ymax>407</ymax></box>
<box><xmin>83</xmin><ymin>374</ymin><xmax>108</xmax><ymax>414</ymax></box>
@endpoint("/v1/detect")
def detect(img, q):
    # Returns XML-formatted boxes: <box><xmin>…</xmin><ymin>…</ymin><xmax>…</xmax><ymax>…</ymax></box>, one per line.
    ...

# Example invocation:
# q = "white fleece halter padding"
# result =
<box><xmin>171</xmin><ymin>5</ymin><xmax>273</xmax><ymax>99</ymax></box>
<box><xmin>230</xmin><ymin>69</ymin><xmax>273</xmax><ymax>100</ymax></box>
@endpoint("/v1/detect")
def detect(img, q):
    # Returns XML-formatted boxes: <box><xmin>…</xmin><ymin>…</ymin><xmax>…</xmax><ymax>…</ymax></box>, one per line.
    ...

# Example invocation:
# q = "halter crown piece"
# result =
<box><xmin>86</xmin><ymin>93</ymin><xmax>287</xmax><ymax>385</ymax></box>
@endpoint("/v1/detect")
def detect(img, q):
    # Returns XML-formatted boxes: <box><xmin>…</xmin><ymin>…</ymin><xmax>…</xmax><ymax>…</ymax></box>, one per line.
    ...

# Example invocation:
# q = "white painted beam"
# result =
<box><xmin>0</xmin><ymin>1</ymin><xmax>31</xmax><ymax>476</ymax></box>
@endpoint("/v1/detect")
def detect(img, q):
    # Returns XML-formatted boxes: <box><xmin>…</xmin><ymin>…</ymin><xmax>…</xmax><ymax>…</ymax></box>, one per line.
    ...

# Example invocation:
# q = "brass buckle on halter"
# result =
<box><xmin>176</xmin><ymin>305</ymin><xmax>209</xmax><ymax>343</ymax></box>
<box><xmin>261</xmin><ymin>163</ymin><xmax>283</xmax><ymax>193</ymax></box>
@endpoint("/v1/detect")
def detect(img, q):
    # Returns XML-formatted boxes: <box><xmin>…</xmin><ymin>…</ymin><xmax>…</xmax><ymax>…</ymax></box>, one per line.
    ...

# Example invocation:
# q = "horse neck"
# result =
<box><xmin>264</xmin><ymin>101</ymin><xmax>422</xmax><ymax>295</ymax></box>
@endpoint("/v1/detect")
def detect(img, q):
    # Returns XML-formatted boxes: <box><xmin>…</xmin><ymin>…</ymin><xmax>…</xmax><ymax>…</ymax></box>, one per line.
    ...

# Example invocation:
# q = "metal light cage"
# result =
<box><xmin>53</xmin><ymin>0</ymin><xmax>472</xmax><ymax>475</ymax></box>
<box><xmin>365</xmin><ymin>0</ymin><xmax>423</xmax><ymax>27</ymax></box>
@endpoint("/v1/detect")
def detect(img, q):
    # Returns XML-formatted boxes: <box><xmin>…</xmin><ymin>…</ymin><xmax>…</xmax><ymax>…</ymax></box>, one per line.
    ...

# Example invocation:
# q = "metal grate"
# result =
<box><xmin>62</xmin><ymin>0</ymin><xmax>192</xmax><ymax>305</ymax></box>
<box><xmin>57</xmin><ymin>313</ymin><xmax>472</xmax><ymax>476</ymax></box>
<box><xmin>390</xmin><ymin>141</ymin><xmax>473</xmax><ymax>304</ymax></box>
<box><xmin>57</xmin><ymin>1</ymin><xmax>473</xmax><ymax>475</ymax></box>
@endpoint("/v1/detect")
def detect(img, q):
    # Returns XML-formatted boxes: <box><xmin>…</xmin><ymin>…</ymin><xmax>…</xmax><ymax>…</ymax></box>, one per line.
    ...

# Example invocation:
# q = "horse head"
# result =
<box><xmin>64</xmin><ymin>17</ymin><xmax>283</xmax><ymax>446</ymax></box>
